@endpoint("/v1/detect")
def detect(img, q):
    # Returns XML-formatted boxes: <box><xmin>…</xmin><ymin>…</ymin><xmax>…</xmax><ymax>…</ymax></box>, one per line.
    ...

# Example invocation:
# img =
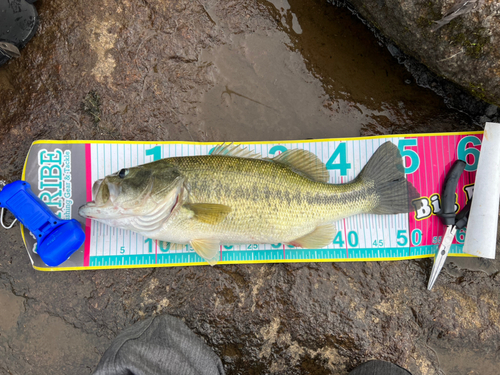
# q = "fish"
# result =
<box><xmin>79</xmin><ymin>142</ymin><xmax>418</xmax><ymax>265</ymax></box>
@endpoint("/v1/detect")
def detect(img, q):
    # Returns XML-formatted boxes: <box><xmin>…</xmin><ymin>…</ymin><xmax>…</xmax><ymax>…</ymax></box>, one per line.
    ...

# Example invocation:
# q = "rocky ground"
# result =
<box><xmin>0</xmin><ymin>0</ymin><xmax>499</xmax><ymax>374</ymax></box>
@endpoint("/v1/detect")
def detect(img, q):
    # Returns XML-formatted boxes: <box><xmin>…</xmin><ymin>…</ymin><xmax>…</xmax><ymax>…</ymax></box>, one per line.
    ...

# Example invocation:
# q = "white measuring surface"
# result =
<box><xmin>22</xmin><ymin>132</ymin><xmax>482</xmax><ymax>270</ymax></box>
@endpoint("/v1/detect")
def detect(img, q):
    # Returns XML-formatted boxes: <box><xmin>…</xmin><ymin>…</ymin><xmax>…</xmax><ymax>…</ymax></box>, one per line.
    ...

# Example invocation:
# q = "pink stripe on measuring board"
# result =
<box><xmin>84</xmin><ymin>143</ymin><xmax>92</xmax><ymax>267</ymax></box>
<box><xmin>341</xmin><ymin>176</ymin><xmax>349</xmax><ymax>258</ymax></box>
<box><xmin>407</xmin><ymin>134</ymin><xmax>482</xmax><ymax>250</ymax></box>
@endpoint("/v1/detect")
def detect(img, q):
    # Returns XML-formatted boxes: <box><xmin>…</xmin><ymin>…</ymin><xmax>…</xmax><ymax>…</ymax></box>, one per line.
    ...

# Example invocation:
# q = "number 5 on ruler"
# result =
<box><xmin>397</xmin><ymin>139</ymin><xmax>419</xmax><ymax>174</ymax></box>
<box><xmin>396</xmin><ymin>230</ymin><xmax>408</xmax><ymax>246</ymax></box>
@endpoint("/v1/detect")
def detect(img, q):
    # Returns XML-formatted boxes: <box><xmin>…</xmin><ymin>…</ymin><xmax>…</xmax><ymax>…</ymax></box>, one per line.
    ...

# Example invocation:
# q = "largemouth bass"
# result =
<box><xmin>79</xmin><ymin>142</ymin><xmax>417</xmax><ymax>265</ymax></box>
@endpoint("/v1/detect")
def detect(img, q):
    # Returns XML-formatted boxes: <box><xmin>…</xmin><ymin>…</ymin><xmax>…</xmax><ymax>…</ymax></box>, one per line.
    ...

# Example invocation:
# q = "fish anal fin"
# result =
<box><xmin>288</xmin><ymin>223</ymin><xmax>336</xmax><ymax>249</ymax></box>
<box><xmin>184</xmin><ymin>203</ymin><xmax>231</xmax><ymax>225</ymax></box>
<box><xmin>272</xmin><ymin>149</ymin><xmax>329</xmax><ymax>183</ymax></box>
<box><xmin>190</xmin><ymin>239</ymin><xmax>220</xmax><ymax>266</ymax></box>
<box><xmin>211</xmin><ymin>143</ymin><xmax>261</xmax><ymax>159</ymax></box>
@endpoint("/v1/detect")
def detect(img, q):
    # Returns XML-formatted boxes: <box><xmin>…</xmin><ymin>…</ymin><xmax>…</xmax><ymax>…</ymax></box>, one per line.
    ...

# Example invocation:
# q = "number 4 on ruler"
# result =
<box><xmin>326</xmin><ymin>143</ymin><xmax>351</xmax><ymax>176</ymax></box>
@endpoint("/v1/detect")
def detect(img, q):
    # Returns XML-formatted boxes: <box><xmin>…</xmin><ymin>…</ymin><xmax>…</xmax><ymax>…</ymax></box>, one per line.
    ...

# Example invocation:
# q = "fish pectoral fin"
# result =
<box><xmin>271</xmin><ymin>149</ymin><xmax>329</xmax><ymax>183</ymax></box>
<box><xmin>190</xmin><ymin>239</ymin><xmax>220</xmax><ymax>266</ymax></box>
<box><xmin>288</xmin><ymin>223</ymin><xmax>336</xmax><ymax>249</ymax></box>
<box><xmin>184</xmin><ymin>203</ymin><xmax>232</xmax><ymax>225</ymax></box>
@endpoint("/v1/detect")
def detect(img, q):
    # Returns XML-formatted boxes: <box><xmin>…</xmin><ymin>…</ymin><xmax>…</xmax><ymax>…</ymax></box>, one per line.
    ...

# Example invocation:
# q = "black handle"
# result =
<box><xmin>438</xmin><ymin>160</ymin><xmax>466</xmax><ymax>226</ymax></box>
<box><xmin>455</xmin><ymin>199</ymin><xmax>472</xmax><ymax>229</ymax></box>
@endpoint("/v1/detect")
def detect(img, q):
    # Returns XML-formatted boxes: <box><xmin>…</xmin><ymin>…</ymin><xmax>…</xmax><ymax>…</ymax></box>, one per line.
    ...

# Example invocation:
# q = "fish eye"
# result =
<box><xmin>118</xmin><ymin>168</ymin><xmax>129</xmax><ymax>178</ymax></box>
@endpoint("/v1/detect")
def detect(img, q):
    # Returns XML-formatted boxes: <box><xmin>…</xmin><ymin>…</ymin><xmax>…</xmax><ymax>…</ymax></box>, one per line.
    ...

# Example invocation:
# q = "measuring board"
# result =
<box><xmin>22</xmin><ymin>132</ymin><xmax>482</xmax><ymax>271</ymax></box>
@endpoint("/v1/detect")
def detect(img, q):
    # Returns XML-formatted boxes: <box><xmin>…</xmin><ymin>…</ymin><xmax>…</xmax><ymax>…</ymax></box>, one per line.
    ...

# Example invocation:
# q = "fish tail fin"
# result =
<box><xmin>358</xmin><ymin>142</ymin><xmax>419</xmax><ymax>215</ymax></box>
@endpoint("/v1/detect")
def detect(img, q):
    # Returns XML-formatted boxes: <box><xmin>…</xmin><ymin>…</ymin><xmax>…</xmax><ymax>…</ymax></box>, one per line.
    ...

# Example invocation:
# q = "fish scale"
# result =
<box><xmin>159</xmin><ymin>156</ymin><xmax>364</xmax><ymax>242</ymax></box>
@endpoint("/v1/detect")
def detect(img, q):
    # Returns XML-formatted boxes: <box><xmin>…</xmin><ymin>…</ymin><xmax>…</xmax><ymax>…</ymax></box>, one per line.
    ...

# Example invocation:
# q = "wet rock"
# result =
<box><xmin>341</xmin><ymin>0</ymin><xmax>500</xmax><ymax>109</ymax></box>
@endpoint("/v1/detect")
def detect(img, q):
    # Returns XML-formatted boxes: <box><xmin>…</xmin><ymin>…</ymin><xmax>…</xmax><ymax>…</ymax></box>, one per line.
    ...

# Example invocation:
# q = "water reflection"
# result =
<box><xmin>194</xmin><ymin>0</ymin><xmax>477</xmax><ymax>142</ymax></box>
<box><xmin>198</xmin><ymin>30</ymin><xmax>368</xmax><ymax>141</ymax></box>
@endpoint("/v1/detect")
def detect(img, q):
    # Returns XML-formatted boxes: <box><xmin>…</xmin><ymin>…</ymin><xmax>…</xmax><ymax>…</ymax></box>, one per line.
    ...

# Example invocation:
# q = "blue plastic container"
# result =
<box><xmin>0</xmin><ymin>181</ymin><xmax>85</xmax><ymax>266</ymax></box>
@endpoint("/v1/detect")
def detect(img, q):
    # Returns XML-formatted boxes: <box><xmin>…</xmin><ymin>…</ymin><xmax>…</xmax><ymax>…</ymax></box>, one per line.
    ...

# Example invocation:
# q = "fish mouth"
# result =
<box><xmin>92</xmin><ymin>179</ymin><xmax>103</xmax><ymax>202</ymax></box>
<box><xmin>93</xmin><ymin>178</ymin><xmax>123</xmax><ymax>206</ymax></box>
<box><xmin>78</xmin><ymin>201</ymin><xmax>97</xmax><ymax>219</ymax></box>
<box><xmin>79</xmin><ymin>197</ymin><xmax>115</xmax><ymax>220</ymax></box>
<box><xmin>78</xmin><ymin>179</ymin><xmax>122</xmax><ymax>219</ymax></box>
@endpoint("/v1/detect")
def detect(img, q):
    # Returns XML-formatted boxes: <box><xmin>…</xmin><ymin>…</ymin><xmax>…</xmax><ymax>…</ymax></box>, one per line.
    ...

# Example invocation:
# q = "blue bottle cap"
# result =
<box><xmin>38</xmin><ymin>220</ymin><xmax>86</xmax><ymax>267</ymax></box>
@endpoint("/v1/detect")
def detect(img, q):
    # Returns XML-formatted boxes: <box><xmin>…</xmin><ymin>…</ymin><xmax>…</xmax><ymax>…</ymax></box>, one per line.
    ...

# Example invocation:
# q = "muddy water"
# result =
<box><xmin>431</xmin><ymin>342</ymin><xmax>499</xmax><ymax>375</ymax></box>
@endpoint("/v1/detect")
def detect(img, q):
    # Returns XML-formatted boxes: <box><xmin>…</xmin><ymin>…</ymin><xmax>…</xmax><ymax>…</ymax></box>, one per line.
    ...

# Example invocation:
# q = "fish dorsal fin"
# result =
<box><xmin>184</xmin><ymin>203</ymin><xmax>231</xmax><ymax>225</ymax></box>
<box><xmin>190</xmin><ymin>239</ymin><xmax>220</xmax><ymax>265</ymax></box>
<box><xmin>211</xmin><ymin>143</ymin><xmax>261</xmax><ymax>159</ymax></box>
<box><xmin>287</xmin><ymin>223</ymin><xmax>336</xmax><ymax>248</ymax></box>
<box><xmin>272</xmin><ymin>149</ymin><xmax>329</xmax><ymax>183</ymax></box>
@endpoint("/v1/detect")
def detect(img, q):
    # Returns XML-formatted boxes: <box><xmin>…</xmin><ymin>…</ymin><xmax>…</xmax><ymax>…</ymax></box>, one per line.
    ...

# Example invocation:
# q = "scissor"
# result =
<box><xmin>427</xmin><ymin>159</ymin><xmax>472</xmax><ymax>290</ymax></box>
<box><xmin>0</xmin><ymin>42</ymin><xmax>21</xmax><ymax>58</ymax></box>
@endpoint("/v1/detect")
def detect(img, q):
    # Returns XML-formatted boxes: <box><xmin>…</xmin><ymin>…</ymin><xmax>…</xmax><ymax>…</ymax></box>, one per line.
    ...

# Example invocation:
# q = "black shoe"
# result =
<box><xmin>0</xmin><ymin>0</ymin><xmax>39</xmax><ymax>66</ymax></box>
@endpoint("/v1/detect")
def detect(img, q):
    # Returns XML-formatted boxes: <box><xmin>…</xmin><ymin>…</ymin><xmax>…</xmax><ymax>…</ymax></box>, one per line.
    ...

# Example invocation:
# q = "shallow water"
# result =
<box><xmin>193</xmin><ymin>0</ymin><xmax>479</xmax><ymax>142</ymax></box>
<box><xmin>431</xmin><ymin>339</ymin><xmax>499</xmax><ymax>375</ymax></box>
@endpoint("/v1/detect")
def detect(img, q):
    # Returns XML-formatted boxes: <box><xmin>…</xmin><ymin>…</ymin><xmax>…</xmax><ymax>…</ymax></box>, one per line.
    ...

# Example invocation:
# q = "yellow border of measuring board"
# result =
<box><xmin>22</xmin><ymin>131</ymin><xmax>482</xmax><ymax>271</ymax></box>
